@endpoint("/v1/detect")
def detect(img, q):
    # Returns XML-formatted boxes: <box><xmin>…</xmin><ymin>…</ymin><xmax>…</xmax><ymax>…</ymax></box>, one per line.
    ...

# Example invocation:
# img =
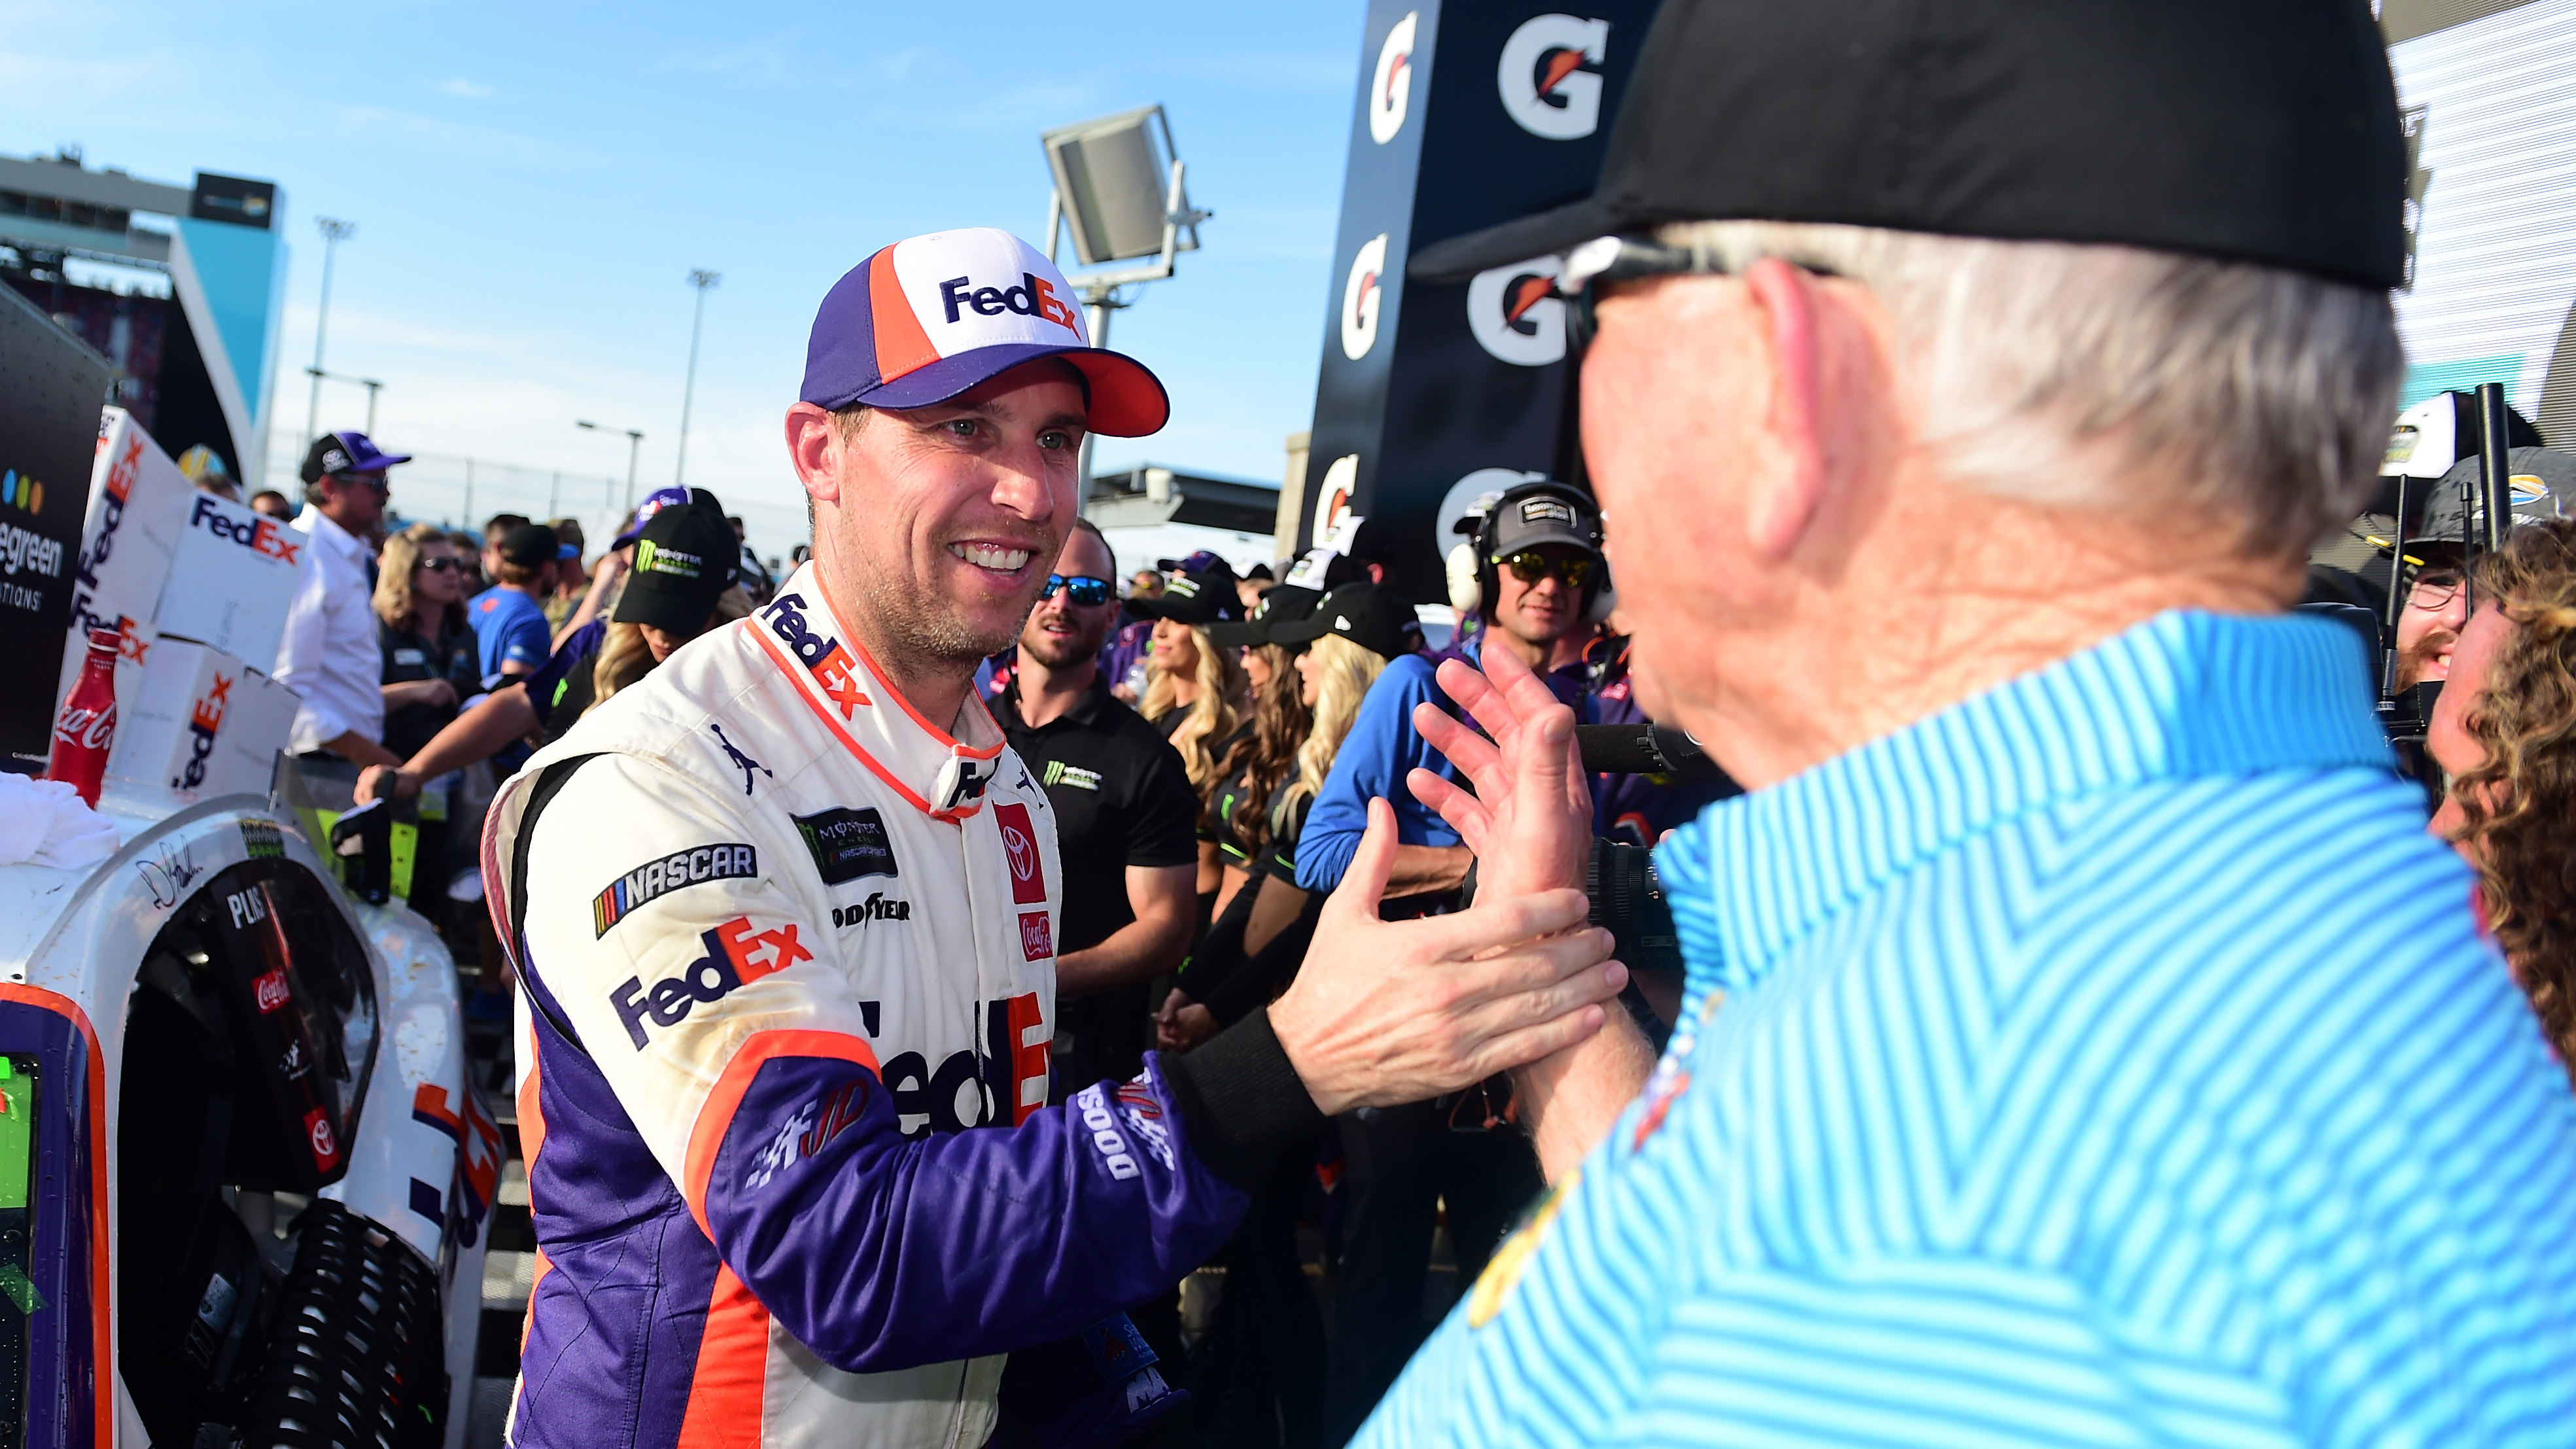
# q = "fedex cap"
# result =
<box><xmin>801</xmin><ymin>228</ymin><xmax>1171</xmax><ymax>437</ymax></box>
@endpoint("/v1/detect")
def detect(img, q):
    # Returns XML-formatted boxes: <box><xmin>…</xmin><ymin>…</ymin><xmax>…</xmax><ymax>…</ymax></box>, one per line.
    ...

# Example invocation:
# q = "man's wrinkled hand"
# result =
<box><xmin>1269</xmin><ymin>799</ymin><xmax>1624</xmax><ymax>1116</ymax></box>
<box><xmin>1407</xmin><ymin>645</ymin><xmax>1591</xmax><ymax>902</ymax></box>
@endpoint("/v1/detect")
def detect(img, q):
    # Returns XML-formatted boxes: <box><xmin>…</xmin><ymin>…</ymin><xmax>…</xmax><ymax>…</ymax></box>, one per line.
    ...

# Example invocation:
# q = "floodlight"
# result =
<box><xmin>1041</xmin><ymin>106</ymin><xmax>1208</xmax><ymax>292</ymax></box>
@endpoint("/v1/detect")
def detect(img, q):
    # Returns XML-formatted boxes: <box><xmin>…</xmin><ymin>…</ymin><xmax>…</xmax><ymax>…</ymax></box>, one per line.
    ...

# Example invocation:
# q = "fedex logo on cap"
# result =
<box><xmin>937</xmin><ymin>272</ymin><xmax>1079</xmax><ymax>330</ymax></box>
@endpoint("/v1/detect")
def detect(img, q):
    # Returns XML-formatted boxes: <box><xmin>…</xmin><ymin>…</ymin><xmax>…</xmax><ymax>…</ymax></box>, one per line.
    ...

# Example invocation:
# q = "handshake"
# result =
<box><xmin>1237</xmin><ymin>645</ymin><xmax>1639</xmax><ymax>1155</ymax></box>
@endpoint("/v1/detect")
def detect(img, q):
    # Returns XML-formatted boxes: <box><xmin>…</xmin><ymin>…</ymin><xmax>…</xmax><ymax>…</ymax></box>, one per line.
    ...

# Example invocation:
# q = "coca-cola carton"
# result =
<box><xmin>105</xmin><ymin>636</ymin><xmax>300</xmax><ymax>804</ymax></box>
<box><xmin>58</xmin><ymin>409</ymin><xmax>183</xmax><ymax>716</ymax></box>
<box><xmin>160</xmin><ymin>491</ymin><xmax>307</xmax><ymax>668</ymax></box>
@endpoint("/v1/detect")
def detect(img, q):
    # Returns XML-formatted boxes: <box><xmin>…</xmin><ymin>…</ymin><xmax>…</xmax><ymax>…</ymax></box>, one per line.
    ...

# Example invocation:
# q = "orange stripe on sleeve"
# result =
<box><xmin>674</xmin><ymin>1266</ymin><xmax>771</xmax><ymax>1449</ymax></box>
<box><xmin>680</xmin><ymin>1029</ymin><xmax>882</xmax><ymax>1242</ymax></box>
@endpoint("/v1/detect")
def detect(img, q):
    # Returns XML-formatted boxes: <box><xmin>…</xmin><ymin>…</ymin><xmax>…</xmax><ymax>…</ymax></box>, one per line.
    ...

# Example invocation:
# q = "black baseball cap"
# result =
<box><xmin>1411</xmin><ymin>0</ymin><xmax>2405</xmax><ymax>292</ymax></box>
<box><xmin>1486</xmin><ymin>487</ymin><xmax>1598</xmax><ymax>561</ymax></box>
<box><xmin>1269</xmin><ymin>582</ymin><xmax>1420</xmax><ymax>661</ymax></box>
<box><xmin>1126</xmin><ymin>550</ymin><xmax>1244</xmax><ymax>626</ymax></box>
<box><xmin>614</xmin><ymin>504</ymin><xmax>740</xmax><ymax>633</ymax></box>
<box><xmin>498</xmin><ymin>523</ymin><xmax>561</xmax><ymax>570</ymax></box>
<box><xmin>299</xmin><ymin>430</ymin><xmax>411</xmax><ymax>484</ymax></box>
<box><xmin>1210</xmin><ymin>584</ymin><xmax>1323</xmax><ymax>647</ymax></box>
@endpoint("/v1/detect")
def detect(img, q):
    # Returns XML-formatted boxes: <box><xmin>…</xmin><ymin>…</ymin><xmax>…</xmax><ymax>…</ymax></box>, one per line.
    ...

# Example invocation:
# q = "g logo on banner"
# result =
<box><xmin>1467</xmin><ymin>254</ymin><xmax>1565</xmax><ymax>366</ymax></box>
<box><xmin>1498</xmin><ymin>14</ymin><xmax>1611</xmax><ymax>140</ymax></box>
<box><xmin>1342</xmin><ymin>234</ymin><xmax>1390</xmax><ymax>360</ymax></box>
<box><xmin>1369</xmin><ymin>11</ymin><xmax>1421</xmax><ymax>144</ymax></box>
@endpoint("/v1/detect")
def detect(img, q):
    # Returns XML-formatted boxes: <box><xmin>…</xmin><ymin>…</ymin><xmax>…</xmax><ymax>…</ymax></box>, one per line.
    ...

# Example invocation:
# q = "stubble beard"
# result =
<box><xmin>857</xmin><ymin>565</ymin><xmax>1032</xmax><ymax>668</ymax></box>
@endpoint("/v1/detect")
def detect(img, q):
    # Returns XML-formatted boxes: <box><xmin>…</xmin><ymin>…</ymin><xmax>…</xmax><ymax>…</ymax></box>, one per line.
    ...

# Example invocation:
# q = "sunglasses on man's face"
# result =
<box><xmin>1561</xmin><ymin>234</ymin><xmax>1841</xmax><ymax>349</ymax></box>
<box><xmin>1499</xmin><ymin>551</ymin><xmax>1595</xmax><ymax>589</ymax></box>
<box><xmin>1041</xmin><ymin>574</ymin><xmax>1114</xmax><ymax>606</ymax></box>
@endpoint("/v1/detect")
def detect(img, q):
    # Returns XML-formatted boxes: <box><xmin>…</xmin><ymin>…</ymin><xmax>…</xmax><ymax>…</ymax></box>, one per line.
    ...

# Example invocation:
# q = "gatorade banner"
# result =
<box><xmin>0</xmin><ymin>287</ymin><xmax>109</xmax><ymax>771</ymax></box>
<box><xmin>1300</xmin><ymin>0</ymin><xmax>1662</xmax><ymax>603</ymax></box>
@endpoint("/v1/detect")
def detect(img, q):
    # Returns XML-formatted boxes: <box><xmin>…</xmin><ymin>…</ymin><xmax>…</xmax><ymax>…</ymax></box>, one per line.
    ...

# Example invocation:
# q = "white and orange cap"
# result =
<box><xmin>799</xmin><ymin>228</ymin><xmax>1170</xmax><ymax>437</ymax></box>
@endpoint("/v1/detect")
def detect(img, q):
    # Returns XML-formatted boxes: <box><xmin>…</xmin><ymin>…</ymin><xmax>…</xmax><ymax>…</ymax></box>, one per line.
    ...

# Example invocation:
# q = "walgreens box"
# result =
<box><xmin>105</xmin><ymin>637</ymin><xmax>301</xmax><ymax>803</ymax></box>
<box><xmin>158</xmin><ymin>491</ymin><xmax>307</xmax><ymax>669</ymax></box>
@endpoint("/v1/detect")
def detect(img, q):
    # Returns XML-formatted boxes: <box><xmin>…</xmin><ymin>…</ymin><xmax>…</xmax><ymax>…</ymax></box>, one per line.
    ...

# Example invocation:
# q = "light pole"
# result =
<box><xmin>578</xmin><ymin>420</ymin><xmax>646</xmax><ymax>517</ymax></box>
<box><xmin>674</xmin><ymin>269</ymin><xmax>720</xmax><ymax>489</ymax></box>
<box><xmin>304</xmin><ymin>217</ymin><xmax>356</xmax><ymax>445</ymax></box>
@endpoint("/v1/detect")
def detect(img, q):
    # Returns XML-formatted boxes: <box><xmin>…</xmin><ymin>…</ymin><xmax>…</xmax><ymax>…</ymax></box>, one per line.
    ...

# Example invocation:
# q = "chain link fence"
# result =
<box><xmin>264</xmin><ymin>439</ymin><xmax>812</xmax><ymax>574</ymax></box>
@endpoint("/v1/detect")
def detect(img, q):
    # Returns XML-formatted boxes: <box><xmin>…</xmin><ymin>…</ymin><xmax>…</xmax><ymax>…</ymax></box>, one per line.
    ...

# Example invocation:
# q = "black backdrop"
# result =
<box><xmin>0</xmin><ymin>286</ymin><xmax>110</xmax><ymax>771</ymax></box>
<box><xmin>1300</xmin><ymin>0</ymin><xmax>1663</xmax><ymax>603</ymax></box>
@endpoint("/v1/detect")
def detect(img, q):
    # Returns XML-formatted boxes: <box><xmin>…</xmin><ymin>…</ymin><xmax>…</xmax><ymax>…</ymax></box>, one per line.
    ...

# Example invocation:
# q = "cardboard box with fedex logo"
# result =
<box><xmin>105</xmin><ymin>637</ymin><xmax>300</xmax><ymax>803</ymax></box>
<box><xmin>161</xmin><ymin>492</ymin><xmax>307</xmax><ymax>668</ymax></box>
<box><xmin>58</xmin><ymin>409</ymin><xmax>185</xmax><ymax>714</ymax></box>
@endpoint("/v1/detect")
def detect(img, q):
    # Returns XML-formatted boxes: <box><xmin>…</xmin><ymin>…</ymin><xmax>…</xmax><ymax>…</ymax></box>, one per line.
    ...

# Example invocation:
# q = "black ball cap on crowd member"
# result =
<box><xmin>1268</xmin><ymin>582</ymin><xmax>1421</xmax><ymax>661</ymax></box>
<box><xmin>614</xmin><ymin>504</ymin><xmax>740</xmax><ymax>633</ymax></box>
<box><xmin>299</xmin><ymin>429</ymin><xmax>412</xmax><ymax>484</ymax></box>
<box><xmin>1126</xmin><ymin>550</ymin><xmax>1244</xmax><ymax>626</ymax></box>
<box><xmin>1410</xmin><ymin>0</ymin><xmax>2405</xmax><ymax>291</ymax></box>
<box><xmin>498</xmin><ymin>523</ymin><xmax>562</xmax><ymax>570</ymax></box>
<box><xmin>1485</xmin><ymin>489</ymin><xmax>1599</xmax><ymax>561</ymax></box>
<box><xmin>1210</xmin><ymin>584</ymin><xmax>1323</xmax><ymax>647</ymax></box>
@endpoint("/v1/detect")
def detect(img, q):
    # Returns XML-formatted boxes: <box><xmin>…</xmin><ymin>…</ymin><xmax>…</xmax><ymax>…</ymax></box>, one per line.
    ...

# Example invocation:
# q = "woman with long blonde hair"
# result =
<box><xmin>1140</xmin><ymin>617</ymin><xmax>1248</xmax><ymax>788</ymax></box>
<box><xmin>1160</xmin><ymin>587</ymin><xmax>1414</xmax><ymax>1051</ymax></box>
<box><xmin>372</xmin><ymin>522</ymin><xmax>482</xmax><ymax>919</ymax></box>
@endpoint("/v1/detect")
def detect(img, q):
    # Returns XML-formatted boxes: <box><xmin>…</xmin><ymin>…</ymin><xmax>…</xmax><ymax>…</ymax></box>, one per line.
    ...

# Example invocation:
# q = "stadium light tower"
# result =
<box><xmin>305</xmin><ymin>216</ymin><xmax>357</xmax><ymax>445</ymax></box>
<box><xmin>1039</xmin><ymin>105</ymin><xmax>1210</xmax><ymax>489</ymax></box>
<box><xmin>674</xmin><ymin>268</ymin><xmax>721</xmax><ymax>490</ymax></box>
<box><xmin>579</xmin><ymin>419</ymin><xmax>646</xmax><ymax>517</ymax></box>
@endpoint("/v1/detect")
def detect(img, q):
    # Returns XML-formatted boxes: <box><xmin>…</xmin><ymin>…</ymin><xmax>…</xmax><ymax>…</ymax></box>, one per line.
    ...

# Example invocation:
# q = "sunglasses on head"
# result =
<box><xmin>1499</xmin><ymin>550</ymin><xmax>1595</xmax><ymax>589</ymax></box>
<box><xmin>1040</xmin><ymin>574</ymin><xmax>1113</xmax><ymax>606</ymax></box>
<box><xmin>1561</xmin><ymin>233</ymin><xmax>1841</xmax><ymax>348</ymax></box>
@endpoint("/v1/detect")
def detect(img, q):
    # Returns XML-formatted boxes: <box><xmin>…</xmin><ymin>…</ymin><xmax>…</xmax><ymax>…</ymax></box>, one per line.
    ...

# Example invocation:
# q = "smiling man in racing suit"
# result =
<box><xmin>485</xmin><ymin>228</ymin><xmax>1626</xmax><ymax>1448</ymax></box>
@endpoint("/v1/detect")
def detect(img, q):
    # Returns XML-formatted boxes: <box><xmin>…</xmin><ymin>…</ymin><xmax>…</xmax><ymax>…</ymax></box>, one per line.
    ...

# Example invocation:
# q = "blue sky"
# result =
<box><xmin>2</xmin><ymin>0</ymin><xmax>1364</xmax><ymax>560</ymax></box>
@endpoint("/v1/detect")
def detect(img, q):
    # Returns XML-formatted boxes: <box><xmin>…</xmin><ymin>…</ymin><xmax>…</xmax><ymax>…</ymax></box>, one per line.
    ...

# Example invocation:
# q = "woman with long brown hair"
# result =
<box><xmin>2427</xmin><ymin>514</ymin><xmax>2576</xmax><ymax>1074</ymax></box>
<box><xmin>1204</xmin><ymin>591</ymin><xmax>1318</xmax><ymax>914</ymax></box>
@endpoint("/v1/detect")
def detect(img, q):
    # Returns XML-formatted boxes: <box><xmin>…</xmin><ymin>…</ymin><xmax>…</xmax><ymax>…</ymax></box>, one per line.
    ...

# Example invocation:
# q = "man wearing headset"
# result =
<box><xmin>1295</xmin><ymin>480</ymin><xmax>1688</xmax><ymax>1438</ymax></box>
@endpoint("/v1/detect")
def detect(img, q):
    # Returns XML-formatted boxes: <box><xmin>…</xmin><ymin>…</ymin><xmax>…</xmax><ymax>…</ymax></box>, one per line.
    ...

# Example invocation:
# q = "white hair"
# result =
<box><xmin>1658</xmin><ymin>221</ymin><xmax>2403</xmax><ymax>558</ymax></box>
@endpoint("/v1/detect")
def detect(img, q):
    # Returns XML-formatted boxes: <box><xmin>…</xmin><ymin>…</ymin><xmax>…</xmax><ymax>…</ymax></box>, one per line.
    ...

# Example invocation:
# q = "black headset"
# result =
<box><xmin>1446</xmin><ymin>478</ymin><xmax>1616</xmax><ymax>625</ymax></box>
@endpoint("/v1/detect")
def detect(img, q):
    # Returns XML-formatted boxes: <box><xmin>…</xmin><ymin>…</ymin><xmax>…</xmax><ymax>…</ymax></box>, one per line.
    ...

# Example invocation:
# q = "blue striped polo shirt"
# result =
<box><xmin>1357</xmin><ymin>610</ymin><xmax>2576</xmax><ymax>1448</ymax></box>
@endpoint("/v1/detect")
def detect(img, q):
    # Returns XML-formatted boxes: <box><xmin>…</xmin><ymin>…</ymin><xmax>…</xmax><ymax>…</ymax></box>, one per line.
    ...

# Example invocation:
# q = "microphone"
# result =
<box><xmin>1576</xmin><ymin>724</ymin><xmax>1730</xmax><ymax>784</ymax></box>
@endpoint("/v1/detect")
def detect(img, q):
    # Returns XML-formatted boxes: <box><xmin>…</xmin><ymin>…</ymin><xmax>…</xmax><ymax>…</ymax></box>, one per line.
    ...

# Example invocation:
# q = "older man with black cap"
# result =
<box><xmin>477</xmin><ymin>227</ymin><xmax>1626</xmax><ymax>1448</ymax></box>
<box><xmin>276</xmin><ymin>429</ymin><xmax>411</xmax><ymax>769</ymax></box>
<box><xmin>1345</xmin><ymin>0</ymin><xmax>2576</xmax><ymax>1444</ymax></box>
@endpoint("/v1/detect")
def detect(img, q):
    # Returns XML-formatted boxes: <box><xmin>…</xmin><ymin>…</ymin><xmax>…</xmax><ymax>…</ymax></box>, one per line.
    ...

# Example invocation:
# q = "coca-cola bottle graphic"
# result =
<box><xmin>47</xmin><ymin>628</ymin><xmax>120</xmax><ymax>807</ymax></box>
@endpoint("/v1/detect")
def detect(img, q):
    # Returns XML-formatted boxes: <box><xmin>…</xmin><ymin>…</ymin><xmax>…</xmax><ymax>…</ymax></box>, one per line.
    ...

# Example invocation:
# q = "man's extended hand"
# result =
<box><xmin>1410</xmin><ymin>636</ymin><xmax>1656</xmax><ymax>1181</ymax></box>
<box><xmin>1406</xmin><ymin>644</ymin><xmax>1592</xmax><ymax>901</ymax></box>
<box><xmin>1268</xmin><ymin>798</ymin><xmax>1624</xmax><ymax>1116</ymax></box>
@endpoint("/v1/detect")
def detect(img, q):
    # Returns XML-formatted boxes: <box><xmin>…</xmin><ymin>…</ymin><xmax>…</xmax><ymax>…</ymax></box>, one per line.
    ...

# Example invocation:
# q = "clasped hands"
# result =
<box><xmin>1266</xmin><ymin>644</ymin><xmax>1617</xmax><ymax>1116</ymax></box>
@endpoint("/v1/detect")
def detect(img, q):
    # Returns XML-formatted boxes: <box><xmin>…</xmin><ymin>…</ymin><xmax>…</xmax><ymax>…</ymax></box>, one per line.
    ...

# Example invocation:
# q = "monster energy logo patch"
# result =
<box><xmin>1041</xmin><ymin>761</ymin><xmax>1102</xmax><ymax>792</ymax></box>
<box><xmin>635</xmin><ymin>539</ymin><xmax>704</xmax><ymax>580</ymax></box>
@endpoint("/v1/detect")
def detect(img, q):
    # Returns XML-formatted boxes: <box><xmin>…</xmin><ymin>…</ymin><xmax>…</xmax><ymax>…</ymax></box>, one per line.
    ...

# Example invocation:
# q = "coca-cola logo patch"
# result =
<box><xmin>252</xmin><ymin>968</ymin><xmax>290</xmax><ymax>1013</ymax></box>
<box><xmin>1018</xmin><ymin>910</ymin><xmax>1053</xmax><ymax>962</ymax></box>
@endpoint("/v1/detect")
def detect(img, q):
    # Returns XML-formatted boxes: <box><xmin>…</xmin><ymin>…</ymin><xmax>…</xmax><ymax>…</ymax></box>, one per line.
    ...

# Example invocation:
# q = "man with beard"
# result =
<box><xmin>989</xmin><ymin>517</ymin><xmax>1200</xmax><ymax>1098</ymax></box>
<box><xmin>483</xmin><ymin>227</ymin><xmax>1624</xmax><ymax>1447</ymax></box>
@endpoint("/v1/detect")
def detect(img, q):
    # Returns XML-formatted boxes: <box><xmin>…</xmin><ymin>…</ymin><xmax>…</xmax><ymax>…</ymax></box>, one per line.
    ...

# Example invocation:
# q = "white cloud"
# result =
<box><xmin>436</xmin><ymin>77</ymin><xmax>495</xmax><ymax>99</ymax></box>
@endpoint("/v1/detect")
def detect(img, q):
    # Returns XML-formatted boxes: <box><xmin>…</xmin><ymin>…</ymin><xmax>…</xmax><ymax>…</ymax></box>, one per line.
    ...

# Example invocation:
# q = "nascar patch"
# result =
<box><xmin>594</xmin><ymin>843</ymin><xmax>759</xmax><ymax>936</ymax></box>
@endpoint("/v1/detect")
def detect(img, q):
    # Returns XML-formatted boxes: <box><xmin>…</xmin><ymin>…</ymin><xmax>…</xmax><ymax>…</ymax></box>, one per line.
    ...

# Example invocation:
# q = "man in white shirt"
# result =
<box><xmin>275</xmin><ymin>430</ymin><xmax>411</xmax><ymax>767</ymax></box>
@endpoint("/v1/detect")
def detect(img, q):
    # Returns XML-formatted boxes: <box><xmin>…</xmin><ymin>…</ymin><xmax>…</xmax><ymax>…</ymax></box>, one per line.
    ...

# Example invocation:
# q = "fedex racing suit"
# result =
<box><xmin>485</xmin><ymin>565</ymin><xmax>1316</xmax><ymax>1447</ymax></box>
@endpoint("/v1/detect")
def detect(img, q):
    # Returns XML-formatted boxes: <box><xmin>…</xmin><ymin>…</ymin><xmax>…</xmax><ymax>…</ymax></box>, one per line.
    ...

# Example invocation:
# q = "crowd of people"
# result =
<box><xmin>244</xmin><ymin>427</ymin><xmax>778</xmax><ymax>1016</ymax></box>
<box><xmin>220</xmin><ymin>0</ymin><xmax>2576</xmax><ymax>1438</ymax></box>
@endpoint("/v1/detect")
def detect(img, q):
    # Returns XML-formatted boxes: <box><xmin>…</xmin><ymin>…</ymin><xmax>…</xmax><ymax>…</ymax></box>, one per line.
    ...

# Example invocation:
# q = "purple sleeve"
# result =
<box><xmin>701</xmin><ymin>1049</ymin><xmax>1247</xmax><ymax>1372</ymax></box>
<box><xmin>523</xmin><ymin>620</ymin><xmax>606</xmax><ymax>727</ymax></box>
